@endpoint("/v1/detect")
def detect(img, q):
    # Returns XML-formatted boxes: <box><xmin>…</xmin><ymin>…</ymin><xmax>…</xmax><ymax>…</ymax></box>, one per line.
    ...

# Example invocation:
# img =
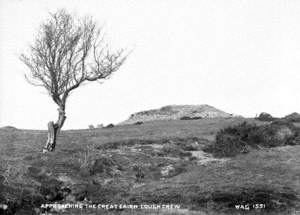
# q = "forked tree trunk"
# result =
<box><xmin>43</xmin><ymin>108</ymin><xmax>66</xmax><ymax>153</ymax></box>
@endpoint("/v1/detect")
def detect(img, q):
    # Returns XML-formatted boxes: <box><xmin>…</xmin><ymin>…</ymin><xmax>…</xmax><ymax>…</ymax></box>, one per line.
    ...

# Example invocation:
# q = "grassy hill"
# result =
<box><xmin>0</xmin><ymin>118</ymin><xmax>299</xmax><ymax>215</ymax></box>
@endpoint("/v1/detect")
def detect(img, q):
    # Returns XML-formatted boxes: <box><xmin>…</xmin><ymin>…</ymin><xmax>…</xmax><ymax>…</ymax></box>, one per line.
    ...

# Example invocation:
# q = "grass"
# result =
<box><xmin>0</xmin><ymin>118</ymin><xmax>299</xmax><ymax>215</ymax></box>
<box><xmin>130</xmin><ymin>145</ymin><xmax>300</xmax><ymax>206</ymax></box>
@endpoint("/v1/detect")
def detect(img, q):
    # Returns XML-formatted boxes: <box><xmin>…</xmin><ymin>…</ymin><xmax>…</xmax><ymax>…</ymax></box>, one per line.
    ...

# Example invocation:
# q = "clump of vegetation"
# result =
<box><xmin>105</xmin><ymin>123</ymin><xmax>115</xmax><ymax>129</ymax></box>
<box><xmin>78</xmin><ymin>144</ymin><xmax>100</xmax><ymax>169</ymax></box>
<box><xmin>132</xmin><ymin>165</ymin><xmax>145</xmax><ymax>182</ymax></box>
<box><xmin>284</xmin><ymin>112</ymin><xmax>300</xmax><ymax>122</ymax></box>
<box><xmin>89</xmin><ymin>156</ymin><xmax>121</xmax><ymax>176</ymax></box>
<box><xmin>205</xmin><ymin>121</ymin><xmax>300</xmax><ymax>157</ymax></box>
<box><xmin>255</xmin><ymin>112</ymin><xmax>275</xmax><ymax>122</ymax></box>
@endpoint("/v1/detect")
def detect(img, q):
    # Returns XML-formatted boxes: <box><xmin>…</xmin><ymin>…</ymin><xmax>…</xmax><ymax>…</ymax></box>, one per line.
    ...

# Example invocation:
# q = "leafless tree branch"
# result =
<box><xmin>20</xmin><ymin>9</ymin><xmax>128</xmax><ymax>110</ymax></box>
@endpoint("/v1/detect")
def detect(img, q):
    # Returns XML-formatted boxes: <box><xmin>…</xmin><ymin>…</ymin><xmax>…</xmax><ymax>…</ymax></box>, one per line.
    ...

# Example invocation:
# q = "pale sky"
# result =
<box><xmin>1</xmin><ymin>0</ymin><xmax>300</xmax><ymax>129</ymax></box>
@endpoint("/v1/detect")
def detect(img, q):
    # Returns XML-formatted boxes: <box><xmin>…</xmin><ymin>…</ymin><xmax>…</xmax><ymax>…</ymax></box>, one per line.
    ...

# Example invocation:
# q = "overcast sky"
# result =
<box><xmin>1</xmin><ymin>0</ymin><xmax>300</xmax><ymax>129</ymax></box>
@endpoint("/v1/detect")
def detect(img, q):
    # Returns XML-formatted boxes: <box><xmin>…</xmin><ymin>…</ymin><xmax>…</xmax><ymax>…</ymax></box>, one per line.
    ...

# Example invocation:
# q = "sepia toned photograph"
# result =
<box><xmin>0</xmin><ymin>0</ymin><xmax>300</xmax><ymax>214</ymax></box>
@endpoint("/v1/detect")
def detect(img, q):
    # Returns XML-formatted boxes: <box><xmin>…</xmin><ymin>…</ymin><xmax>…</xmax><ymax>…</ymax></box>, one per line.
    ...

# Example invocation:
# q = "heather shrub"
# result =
<box><xmin>283</xmin><ymin>112</ymin><xmax>300</xmax><ymax>122</ymax></box>
<box><xmin>205</xmin><ymin>121</ymin><xmax>300</xmax><ymax>157</ymax></box>
<box><xmin>255</xmin><ymin>112</ymin><xmax>275</xmax><ymax>122</ymax></box>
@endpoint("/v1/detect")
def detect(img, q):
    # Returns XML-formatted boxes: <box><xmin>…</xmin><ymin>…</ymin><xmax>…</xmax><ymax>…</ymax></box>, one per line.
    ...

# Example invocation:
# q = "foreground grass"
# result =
<box><xmin>0</xmin><ymin>118</ymin><xmax>299</xmax><ymax>215</ymax></box>
<box><xmin>130</xmin><ymin>146</ymin><xmax>300</xmax><ymax>211</ymax></box>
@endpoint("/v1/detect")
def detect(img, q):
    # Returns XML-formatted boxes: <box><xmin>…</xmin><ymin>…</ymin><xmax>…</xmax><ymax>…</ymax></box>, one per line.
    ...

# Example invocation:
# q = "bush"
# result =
<box><xmin>105</xmin><ymin>123</ymin><xmax>114</xmax><ymax>128</ymax></box>
<box><xmin>255</xmin><ymin>112</ymin><xmax>274</xmax><ymax>122</ymax></box>
<box><xmin>284</xmin><ymin>112</ymin><xmax>300</xmax><ymax>122</ymax></box>
<box><xmin>205</xmin><ymin>121</ymin><xmax>299</xmax><ymax>157</ymax></box>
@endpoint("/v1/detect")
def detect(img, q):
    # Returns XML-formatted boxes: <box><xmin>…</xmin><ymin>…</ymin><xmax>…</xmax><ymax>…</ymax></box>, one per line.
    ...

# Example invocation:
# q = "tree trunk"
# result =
<box><xmin>43</xmin><ymin>108</ymin><xmax>66</xmax><ymax>152</ymax></box>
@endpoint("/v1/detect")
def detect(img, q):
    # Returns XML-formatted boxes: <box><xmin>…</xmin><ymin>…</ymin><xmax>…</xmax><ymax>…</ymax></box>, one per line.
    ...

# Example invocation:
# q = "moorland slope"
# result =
<box><xmin>0</xmin><ymin>118</ymin><xmax>299</xmax><ymax>215</ymax></box>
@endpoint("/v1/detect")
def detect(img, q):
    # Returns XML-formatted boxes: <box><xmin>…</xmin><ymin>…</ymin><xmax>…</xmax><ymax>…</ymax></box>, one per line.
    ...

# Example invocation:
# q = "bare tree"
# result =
<box><xmin>20</xmin><ymin>9</ymin><xmax>127</xmax><ymax>152</ymax></box>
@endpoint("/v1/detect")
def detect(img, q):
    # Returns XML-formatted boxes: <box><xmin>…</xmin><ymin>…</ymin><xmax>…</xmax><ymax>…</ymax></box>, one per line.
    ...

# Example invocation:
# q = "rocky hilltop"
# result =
<box><xmin>121</xmin><ymin>104</ymin><xmax>238</xmax><ymax>124</ymax></box>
